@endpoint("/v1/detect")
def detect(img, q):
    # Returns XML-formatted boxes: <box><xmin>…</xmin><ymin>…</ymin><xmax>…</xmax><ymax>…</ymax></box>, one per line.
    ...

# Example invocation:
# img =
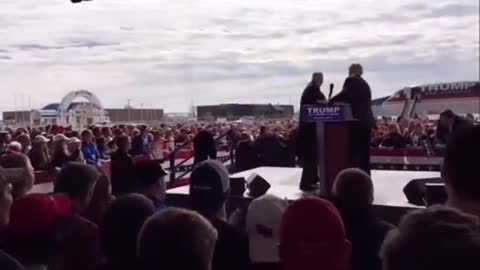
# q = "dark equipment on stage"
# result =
<box><xmin>229</xmin><ymin>177</ymin><xmax>247</xmax><ymax>196</ymax></box>
<box><xmin>403</xmin><ymin>177</ymin><xmax>445</xmax><ymax>206</ymax></box>
<box><xmin>425</xmin><ymin>183</ymin><xmax>448</xmax><ymax>206</ymax></box>
<box><xmin>247</xmin><ymin>173</ymin><xmax>271</xmax><ymax>198</ymax></box>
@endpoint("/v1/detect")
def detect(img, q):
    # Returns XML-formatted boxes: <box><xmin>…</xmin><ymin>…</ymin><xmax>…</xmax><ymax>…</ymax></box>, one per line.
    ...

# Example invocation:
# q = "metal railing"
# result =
<box><xmin>160</xmin><ymin>132</ymin><xmax>230</xmax><ymax>188</ymax></box>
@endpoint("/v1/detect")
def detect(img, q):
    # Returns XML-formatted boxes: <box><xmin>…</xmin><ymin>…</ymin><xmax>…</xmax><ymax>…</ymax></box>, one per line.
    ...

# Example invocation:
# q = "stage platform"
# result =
<box><xmin>168</xmin><ymin>167</ymin><xmax>439</xmax><ymax>208</ymax></box>
<box><xmin>31</xmin><ymin>166</ymin><xmax>442</xmax><ymax>223</ymax></box>
<box><xmin>167</xmin><ymin>167</ymin><xmax>441</xmax><ymax>224</ymax></box>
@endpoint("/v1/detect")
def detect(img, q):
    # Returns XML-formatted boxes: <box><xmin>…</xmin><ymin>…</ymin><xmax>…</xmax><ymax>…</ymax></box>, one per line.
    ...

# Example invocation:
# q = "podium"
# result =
<box><xmin>301</xmin><ymin>102</ymin><xmax>356</xmax><ymax>196</ymax></box>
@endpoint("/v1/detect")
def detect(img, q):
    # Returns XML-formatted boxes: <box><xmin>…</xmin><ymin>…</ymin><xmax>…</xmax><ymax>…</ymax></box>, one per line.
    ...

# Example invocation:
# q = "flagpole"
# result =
<box><xmin>14</xmin><ymin>94</ymin><xmax>17</xmax><ymax>127</ymax></box>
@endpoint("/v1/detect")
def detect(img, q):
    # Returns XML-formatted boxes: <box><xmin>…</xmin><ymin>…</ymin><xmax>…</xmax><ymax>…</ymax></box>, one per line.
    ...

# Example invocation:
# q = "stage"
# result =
<box><xmin>30</xmin><ymin>166</ymin><xmax>442</xmax><ymax>223</ymax></box>
<box><xmin>167</xmin><ymin>167</ymin><xmax>441</xmax><ymax>223</ymax></box>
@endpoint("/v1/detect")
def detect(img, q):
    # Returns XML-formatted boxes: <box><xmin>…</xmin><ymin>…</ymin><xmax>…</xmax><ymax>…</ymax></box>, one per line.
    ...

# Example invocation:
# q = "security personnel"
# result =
<box><xmin>298</xmin><ymin>72</ymin><xmax>327</xmax><ymax>190</ymax></box>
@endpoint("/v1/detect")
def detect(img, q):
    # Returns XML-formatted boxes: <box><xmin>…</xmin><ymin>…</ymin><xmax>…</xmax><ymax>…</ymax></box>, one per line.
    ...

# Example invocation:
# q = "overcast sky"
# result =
<box><xmin>0</xmin><ymin>0</ymin><xmax>478</xmax><ymax>113</ymax></box>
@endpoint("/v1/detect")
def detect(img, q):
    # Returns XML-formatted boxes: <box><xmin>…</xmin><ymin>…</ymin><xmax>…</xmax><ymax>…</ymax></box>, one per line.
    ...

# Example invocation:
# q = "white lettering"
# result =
<box><xmin>421</xmin><ymin>82</ymin><xmax>476</xmax><ymax>92</ymax></box>
<box><xmin>450</xmin><ymin>82</ymin><xmax>465</xmax><ymax>90</ymax></box>
<box><xmin>307</xmin><ymin>106</ymin><xmax>341</xmax><ymax>114</ymax></box>
<box><xmin>428</xmin><ymin>84</ymin><xmax>439</xmax><ymax>91</ymax></box>
<box><xmin>439</xmin><ymin>84</ymin><xmax>450</xmax><ymax>91</ymax></box>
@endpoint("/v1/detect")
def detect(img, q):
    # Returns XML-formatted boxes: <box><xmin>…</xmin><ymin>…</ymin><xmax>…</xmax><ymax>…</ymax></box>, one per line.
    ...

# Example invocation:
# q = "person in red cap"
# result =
<box><xmin>279</xmin><ymin>197</ymin><xmax>351</xmax><ymax>270</ymax></box>
<box><xmin>6</xmin><ymin>193</ymin><xmax>73</xmax><ymax>269</ymax></box>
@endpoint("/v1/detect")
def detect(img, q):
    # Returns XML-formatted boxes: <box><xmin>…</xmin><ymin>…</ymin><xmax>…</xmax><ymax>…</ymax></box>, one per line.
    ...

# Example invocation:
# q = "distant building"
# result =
<box><xmin>2</xmin><ymin>90</ymin><xmax>164</xmax><ymax>128</ymax></box>
<box><xmin>164</xmin><ymin>113</ymin><xmax>195</xmax><ymax>123</ymax></box>
<box><xmin>106</xmin><ymin>108</ymin><xmax>164</xmax><ymax>124</ymax></box>
<box><xmin>31</xmin><ymin>101</ymin><xmax>108</xmax><ymax>128</ymax></box>
<box><xmin>2</xmin><ymin>111</ymin><xmax>31</xmax><ymax>126</ymax></box>
<box><xmin>196</xmin><ymin>103</ymin><xmax>294</xmax><ymax>121</ymax></box>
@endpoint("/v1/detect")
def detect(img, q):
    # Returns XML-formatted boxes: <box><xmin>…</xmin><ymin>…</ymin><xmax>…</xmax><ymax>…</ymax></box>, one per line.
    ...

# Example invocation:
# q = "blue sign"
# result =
<box><xmin>302</xmin><ymin>104</ymin><xmax>345</xmax><ymax>122</ymax></box>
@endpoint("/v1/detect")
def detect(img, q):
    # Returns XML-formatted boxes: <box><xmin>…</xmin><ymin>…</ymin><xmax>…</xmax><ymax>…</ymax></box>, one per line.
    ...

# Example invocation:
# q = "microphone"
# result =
<box><xmin>71</xmin><ymin>0</ymin><xmax>92</xmax><ymax>3</ymax></box>
<box><xmin>329</xmin><ymin>83</ymin><xmax>334</xmax><ymax>99</ymax></box>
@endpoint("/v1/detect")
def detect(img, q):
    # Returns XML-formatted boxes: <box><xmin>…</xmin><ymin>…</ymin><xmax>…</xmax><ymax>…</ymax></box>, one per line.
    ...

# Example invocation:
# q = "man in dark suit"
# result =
<box><xmin>193</xmin><ymin>129</ymin><xmax>217</xmax><ymax>165</ymax></box>
<box><xmin>254</xmin><ymin>126</ymin><xmax>284</xmax><ymax>167</ymax></box>
<box><xmin>110</xmin><ymin>134</ymin><xmax>136</xmax><ymax>195</ymax></box>
<box><xmin>235</xmin><ymin>133</ymin><xmax>259</xmax><ymax>172</ymax></box>
<box><xmin>331</xmin><ymin>64</ymin><xmax>375</xmax><ymax>174</ymax></box>
<box><xmin>298</xmin><ymin>72</ymin><xmax>327</xmax><ymax>190</ymax></box>
<box><xmin>436</xmin><ymin>109</ymin><xmax>473</xmax><ymax>144</ymax></box>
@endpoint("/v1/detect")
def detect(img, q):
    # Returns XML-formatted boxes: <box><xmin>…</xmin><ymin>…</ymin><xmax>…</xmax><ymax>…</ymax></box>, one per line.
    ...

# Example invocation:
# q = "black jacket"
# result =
<box><xmin>297</xmin><ymin>82</ymin><xmax>327</xmax><ymax>159</ymax></box>
<box><xmin>331</xmin><ymin>75</ymin><xmax>375</xmax><ymax>128</ymax></box>
<box><xmin>332</xmin><ymin>197</ymin><xmax>395</xmax><ymax>270</ymax></box>
<box><xmin>381</xmin><ymin>133</ymin><xmax>407</xmax><ymax>149</ymax></box>
<box><xmin>436</xmin><ymin>116</ymin><xmax>473</xmax><ymax>144</ymax></box>
<box><xmin>340</xmin><ymin>211</ymin><xmax>394</xmax><ymax>270</ymax></box>
<box><xmin>235</xmin><ymin>140</ymin><xmax>259</xmax><ymax>172</ymax></box>
<box><xmin>299</xmin><ymin>82</ymin><xmax>327</xmax><ymax>122</ymax></box>
<box><xmin>110</xmin><ymin>150</ymin><xmax>135</xmax><ymax>195</ymax></box>
<box><xmin>254</xmin><ymin>135</ymin><xmax>286</xmax><ymax>167</ymax></box>
<box><xmin>452</xmin><ymin>116</ymin><xmax>474</xmax><ymax>135</ymax></box>
<box><xmin>210</xmin><ymin>218</ymin><xmax>250</xmax><ymax>270</ymax></box>
<box><xmin>51</xmin><ymin>152</ymin><xmax>70</xmax><ymax>168</ymax></box>
<box><xmin>0</xmin><ymin>250</ymin><xmax>25</xmax><ymax>270</ymax></box>
<box><xmin>193</xmin><ymin>130</ymin><xmax>217</xmax><ymax>164</ymax></box>
<box><xmin>130</xmin><ymin>135</ymin><xmax>147</xmax><ymax>156</ymax></box>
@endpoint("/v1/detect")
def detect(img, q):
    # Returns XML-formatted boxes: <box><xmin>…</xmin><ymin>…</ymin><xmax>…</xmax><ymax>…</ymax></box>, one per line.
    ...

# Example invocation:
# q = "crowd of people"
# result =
<box><xmin>372</xmin><ymin>112</ymin><xmax>477</xmax><ymax>149</ymax></box>
<box><xmin>0</xmin><ymin>108</ymin><xmax>477</xmax><ymax>173</ymax></box>
<box><xmin>0</xmin><ymin>97</ymin><xmax>479</xmax><ymax>270</ymax></box>
<box><xmin>0</xmin><ymin>122</ymin><xmax>478</xmax><ymax>270</ymax></box>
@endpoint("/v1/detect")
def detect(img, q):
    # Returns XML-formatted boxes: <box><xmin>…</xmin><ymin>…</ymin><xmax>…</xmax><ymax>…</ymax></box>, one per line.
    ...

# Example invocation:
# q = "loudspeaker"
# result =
<box><xmin>425</xmin><ymin>183</ymin><xmax>447</xmax><ymax>206</ymax></box>
<box><xmin>230</xmin><ymin>177</ymin><xmax>247</xmax><ymax>196</ymax></box>
<box><xmin>247</xmin><ymin>173</ymin><xmax>271</xmax><ymax>198</ymax></box>
<box><xmin>403</xmin><ymin>178</ymin><xmax>444</xmax><ymax>206</ymax></box>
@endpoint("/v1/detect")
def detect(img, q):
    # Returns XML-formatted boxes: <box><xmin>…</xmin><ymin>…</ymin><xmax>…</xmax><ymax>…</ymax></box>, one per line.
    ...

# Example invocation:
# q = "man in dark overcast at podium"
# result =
<box><xmin>331</xmin><ymin>64</ymin><xmax>375</xmax><ymax>175</ymax></box>
<box><xmin>298</xmin><ymin>72</ymin><xmax>327</xmax><ymax>190</ymax></box>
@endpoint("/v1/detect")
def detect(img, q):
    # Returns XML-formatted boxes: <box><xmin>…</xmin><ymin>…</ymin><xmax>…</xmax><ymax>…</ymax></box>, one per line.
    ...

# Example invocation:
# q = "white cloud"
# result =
<box><xmin>0</xmin><ymin>0</ymin><xmax>478</xmax><ymax>113</ymax></box>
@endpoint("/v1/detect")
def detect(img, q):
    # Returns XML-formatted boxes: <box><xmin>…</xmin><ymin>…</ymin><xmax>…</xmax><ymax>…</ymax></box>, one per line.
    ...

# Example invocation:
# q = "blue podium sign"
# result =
<box><xmin>302</xmin><ymin>104</ymin><xmax>347</xmax><ymax>122</ymax></box>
